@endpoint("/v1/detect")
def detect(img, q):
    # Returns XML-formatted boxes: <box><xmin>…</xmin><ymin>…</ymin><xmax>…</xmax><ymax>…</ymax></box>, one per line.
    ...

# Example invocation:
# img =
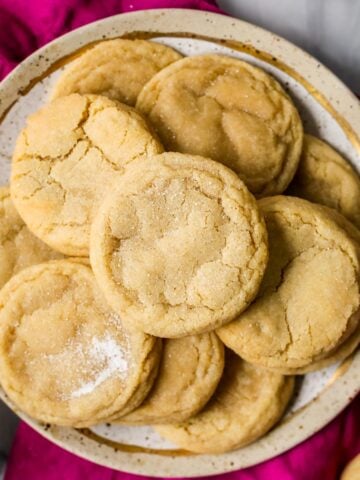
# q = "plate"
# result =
<box><xmin>0</xmin><ymin>8</ymin><xmax>359</xmax><ymax>478</ymax></box>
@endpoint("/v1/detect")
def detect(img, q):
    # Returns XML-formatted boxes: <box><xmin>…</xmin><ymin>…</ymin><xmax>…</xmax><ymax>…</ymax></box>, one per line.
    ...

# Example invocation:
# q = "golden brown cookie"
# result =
<box><xmin>272</xmin><ymin>320</ymin><xmax>360</xmax><ymax>374</ymax></box>
<box><xmin>51</xmin><ymin>39</ymin><xmax>182</xmax><ymax>106</ymax></box>
<box><xmin>136</xmin><ymin>54</ymin><xmax>303</xmax><ymax>196</ymax></box>
<box><xmin>155</xmin><ymin>351</ymin><xmax>294</xmax><ymax>453</ymax></box>
<box><xmin>10</xmin><ymin>94</ymin><xmax>163</xmax><ymax>256</ymax></box>
<box><xmin>271</xmin><ymin>203</ymin><xmax>360</xmax><ymax>374</ymax></box>
<box><xmin>90</xmin><ymin>152</ymin><xmax>268</xmax><ymax>338</ymax></box>
<box><xmin>116</xmin><ymin>333</ymin><xmax>224</xmax><ymax>424</ymax></box>
<box><xmin>0</xmin><ymin>185</ymin><xmax>62</xmax><ymax>288</ymax></box>
<box><xmin>341</xmin><ymin>454</ymin><xmax>360</xmax><ymax>480</ymax></box>
<box><xmin>288</xmin><ymin>135</ymin><xmax>360</xmax><ymax>228</ymax></box>
<box><xmin>0</xmin><ymin>260</ymin><xmax>161</xmax><ymax>427</ymax></box>
<box><xmin>217</xmin><ymin>196</ymin><xmax>360</xmax><ymax>372</ymax></box>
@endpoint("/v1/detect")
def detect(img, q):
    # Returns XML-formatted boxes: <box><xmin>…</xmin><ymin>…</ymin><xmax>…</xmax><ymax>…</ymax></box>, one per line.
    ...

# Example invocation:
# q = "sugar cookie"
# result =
<box><xmin>217</xmin><ymin>196</ymin><xmax>360</xmax><ymax>372</ymax></box>
<box><xmin>341</xmin><ymin>454</ymin><xmax>360</xmax><ymax>480</ymax></box>
<box><xmin>0</xmin><ymin>260</ymin><xmax>161</xmax><ymax>427</ymax></box>
<box><xmin>273</xmin><ymin>321</ymin><xmax>360</xmax><ymax>374</ymax></box>
<box><xmin>90</xmin><ymin>152</ymin><xmax>268</xmax><ymax>337</ymax></box>
<box><xmin>288</xmin><ymin>135</ymin><xmax>360</xmax><ymax>228</ymax></box>
<box><xmin>0</xmin><ymin>186</ymin><xmax>62</xmax><ymax>288</ymax></box>
<box><xmin>155</xmin><ymin>352</ymin><xmax>294</xmax><ymax>453</ymax></box>
<box><xmin>11</xmin><ymin>94</ymin><xmax>163</xmax><ymax>256</ymax></box>
<box><xmin>117</xmin><ymin>333</ymin><xmax>224</xmax><ymax>424</ymax></box>
<box><xmin>137</xmin><ymin>54</ymin><xmax>303</xmax><ymax>196</ymax></box>
<box><xmin>52</xmin><ymin>39</ymin><xmax>182</xmax><ymax>106</ymax></box>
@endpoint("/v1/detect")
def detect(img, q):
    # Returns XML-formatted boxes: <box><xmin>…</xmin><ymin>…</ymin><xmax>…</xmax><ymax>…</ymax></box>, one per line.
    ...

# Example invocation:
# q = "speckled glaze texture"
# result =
<box><xmin>0</xmin><ymin>9</ymin><xmax>359</xmax><ymax>478</ymax></box>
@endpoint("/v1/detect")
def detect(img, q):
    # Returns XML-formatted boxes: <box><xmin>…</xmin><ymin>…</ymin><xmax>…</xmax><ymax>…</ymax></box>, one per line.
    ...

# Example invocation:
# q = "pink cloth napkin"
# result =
<box><xmin>4</xmin><ymin>395</ymin><xmax>360</xmax><ymax>480</ymax></box>
<box><xmin>0</xmin><ymin>0</ymin><xmax>221</xmax><ymax>78</ymax></box>
<box><xmin>0</xmin><ymin>1</ymin><xmax>359</xmax><ymax>479</ymax></box>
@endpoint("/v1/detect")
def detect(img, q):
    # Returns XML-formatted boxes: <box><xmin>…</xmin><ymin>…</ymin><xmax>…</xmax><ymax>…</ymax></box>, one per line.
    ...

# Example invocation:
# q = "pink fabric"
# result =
<box><xmin>1</xmin><ymin>1</ymin><xmax>359</xmax><ymax>479</ymax></box>
<box><xmin>4</xmin><ymin>395</ymin><xmax>360</xmax><ymax>480</ymax></box>
<box><xmin>0</xmin><ymin>0</ymin><xmax>222</xmax><ymax>78</ymax></box>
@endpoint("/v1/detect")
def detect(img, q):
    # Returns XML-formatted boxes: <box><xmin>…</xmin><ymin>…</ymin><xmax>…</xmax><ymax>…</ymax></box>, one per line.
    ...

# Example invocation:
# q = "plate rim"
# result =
<box><xmin>0</xmin><ymin>8</ymin><xmax>359</xmax><ymax>477</ymax></box>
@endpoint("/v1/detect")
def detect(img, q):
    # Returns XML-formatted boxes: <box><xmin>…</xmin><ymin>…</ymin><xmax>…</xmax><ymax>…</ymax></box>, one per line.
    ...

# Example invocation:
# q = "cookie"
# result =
<box><xmin>271</xmin><ymin>204</ymin><xmax>360</xmax><ymax>374</ymax></box>
<box><xmin>217</xmin><ymin>196</ymin><xmax>360</xmax><ymax>372</ymax></box>
<box><xmin>341</xmin><ymin>454</ymin><xmax>360</xmax><ymax>480</ymax></box>
<box><xmin>51</xmin><ymin>39</ymin><xmax>182</xmax><ymax>106</ymax></box>
<box><xmin>0</xmin><ymin>186</ymin><xmax>62</xmax><ymax>288</ymax></box>
<box><xmin>10</xmin><ymin>94</ymin><xmax>163</xmax><ymax>256</ymax></box>
<box><xmin>0</xmin><ymin>260</ymin><xmax>161</xmax><ymax>427</ymax></box>
<box><xmin>116</xmin><ymin>333</ymin><xmax>224</xmax><ymax>424</ymax></box>
<box><xmin>274</xmin><ymin>320</ymin><xmax>360</xmax><ymax>374</ymax></box>
<box><xmin>136</xmin><ymin>54</ymin><xmax>303</xmax><ymax>196</ymax></box>
<box><xmin>155</xmin><ymin>351</ymin><xmax>294</xmax><ymax>454</ymax></box>
<box><xmin>288</xmin><ymin>135</ymin><xmax>360</xmax><ymax>228</ymax></box>
<box><xmin>90</xmin><ymin>152</ymin><xmax>268</xmax><ymax>338</ymax></box>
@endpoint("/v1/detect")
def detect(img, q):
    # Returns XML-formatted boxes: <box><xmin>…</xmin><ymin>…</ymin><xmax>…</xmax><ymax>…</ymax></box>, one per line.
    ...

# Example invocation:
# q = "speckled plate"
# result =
<box><xmin>0</xmin><ymin>9</ymin><xmax>359</xmax><ymax>478</ymax></box>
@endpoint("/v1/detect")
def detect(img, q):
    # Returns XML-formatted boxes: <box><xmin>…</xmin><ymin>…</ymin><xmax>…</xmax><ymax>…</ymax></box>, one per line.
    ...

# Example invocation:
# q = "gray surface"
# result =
<box><xmin>218</xmin><ymin>0</ymin><xmax>360</xmax><ymax>92</ymax></box>
<box><xmin>0</xmin><ymin>402</ymin><xmax>18</xmax><ymax>455</ymax></box>
<box><xmin>0</xmin><ymin>461</ymin><xmax>5</xmax><ymax>480</ymax></box>
<box><xmin>0</xmin><ymin>401</ymin><xmax>18</xmax><ymax>477</ymax></box>
<box><xmin>0</xmin><ymin>0</ymin><xmax>359</xmax><ymax>474</ymax></box>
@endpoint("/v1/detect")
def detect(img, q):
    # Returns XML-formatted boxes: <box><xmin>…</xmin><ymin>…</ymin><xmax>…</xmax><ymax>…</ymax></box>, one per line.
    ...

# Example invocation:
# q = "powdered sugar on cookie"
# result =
<box><xmin>71</xmin><ymin>334</ymin><xmax>129</xmax><ymax>398</ymax></box>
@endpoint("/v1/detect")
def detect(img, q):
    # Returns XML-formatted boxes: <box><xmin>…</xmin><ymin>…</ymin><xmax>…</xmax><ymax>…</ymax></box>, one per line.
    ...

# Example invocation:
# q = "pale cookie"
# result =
<box><xmin>0</xmin><ymin>185</ymin><xmax>62</xmax><ymax>288</ymax></box>
<box><xmin>272</xmin><ymin>205</ymin><xmax>360</xmax><ymax>374</ymax></box>
<box><xmin>90</xmin><ymin>152</ymin><xmax>268</xmax><ymax>338</ymax></box>
<box><xmin>217</xmin><ymin>196</ymin><xmax>360</xmax><ymax>372</ymax></box>
<box><xmin>273</xmin><ymin>320</ymin><xmax>360</xmax><ymax>374</ymax></box>
<box><xmin>11</xmin><ymin>94</ymin><xmax>163</xmax><ymax>256</ymax></box>
<box><xmin>0</xmin><ymin>260</ymin><xmax>161</xmax><ymax>427</ymax></box>
<box><xmin>51</xmin><ymin>40</ymin><xmax>182</xmax><ymax>106</ymax></box>
<box><xmin>155</xmin><ymin>351</ymin><xmax>294</xmax><ymax>454</ymax></box>
<box><xmin>116</xmin><ymin>333</ymin><xmax>224</xmax><ymax>424</ymax></box>
<box><xmin>136</xmin><ymin>54</ymin><xmax>303</xmax><ymax>196</ymax></box>
<box><xmin>341</xmin><ymin>454</ymin><xmax>360</xmax><ymax>480</ymax></box>
<box><xmin>288</xmin><ymin>135</ymin><xmax>360</xmax><ymax>228</ymax></box>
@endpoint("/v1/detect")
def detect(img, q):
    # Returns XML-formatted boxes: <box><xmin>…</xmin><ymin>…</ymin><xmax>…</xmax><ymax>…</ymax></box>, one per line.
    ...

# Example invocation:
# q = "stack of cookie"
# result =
<box><xmin>0</xmin><ymin>39</ymin><xmax>359</xmax><ymax>454</ymax></box>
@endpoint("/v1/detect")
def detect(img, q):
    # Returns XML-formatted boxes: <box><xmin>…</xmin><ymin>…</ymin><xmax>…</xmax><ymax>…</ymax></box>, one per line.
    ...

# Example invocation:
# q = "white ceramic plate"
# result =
<box><xmin>0</xmin><ymin>9</ymin><xmax>359</xmax><ymax>478</ymax></box>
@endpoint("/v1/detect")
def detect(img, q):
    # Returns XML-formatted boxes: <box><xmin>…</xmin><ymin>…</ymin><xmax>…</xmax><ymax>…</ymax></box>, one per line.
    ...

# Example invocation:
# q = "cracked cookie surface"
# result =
<box><xmin>0</xmin><ymin>186</ymin><xmax>62</xmax><ymax>288</ymax></box>
<box><xmin>10</xmin><ymin>94</ymin><xmax>163</xmax><ymax>256</ymax></box>
<box><xmin>272</xmin><ymin>320</ymin><xmax>360</xmax><ymax>374</ymax></box>
<box><xmin>272</xmin><ymin>204</ymin><xmax>360</xmax><ymax>374</ymax></box>
<box><xmin>136</xmin><ymin>54</ymin><xmax>303</xmax><ymax>197</ymax></box>
<box><xmin>155</xmin><ymin>351</ymin><xmax>294</xmax><ymax>453</ymax></box>
<box><xmin>90</xmin><ymin>152</ymin><xmax>268</xmax><ymax>338</ymax></box>
<box><xmin>116</xmin><ymin>333</ymin><xmax>224</xmax><ymax>424</ymax></box>
<box><xmin>51</xmin><ymin>39</ymin><xmax>183</xmax><ymax>106</ymax></box>
<box><xmin>0</xmin><ymin>259</ymin><xmax>161</xmax><ymax>427</ymax></box>
<box><xmin>288</xmin><ymin>135</ymin><xmax>360</xmax><ymax>229</ymax></box>
<box><xmin>217</xmin><ymin>196</ymin><xmax>360</xmax><ymax>372</ymax></box>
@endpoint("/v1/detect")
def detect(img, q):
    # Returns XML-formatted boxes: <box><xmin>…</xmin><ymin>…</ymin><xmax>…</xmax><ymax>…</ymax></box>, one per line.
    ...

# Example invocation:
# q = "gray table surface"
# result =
<box><xmin>0</xmin><ymin>402</ymin><xmax>18</xmax><ymax>479</ymax></box>
<box><xmin>0</xmin><ymin>1</ymin><xmax>359</xmax><ymax>477</ymax></box>
<box><xmin>217</xmin><ymin>0</ymin><xmax>360</xmax><ymax>92</ymax></box>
